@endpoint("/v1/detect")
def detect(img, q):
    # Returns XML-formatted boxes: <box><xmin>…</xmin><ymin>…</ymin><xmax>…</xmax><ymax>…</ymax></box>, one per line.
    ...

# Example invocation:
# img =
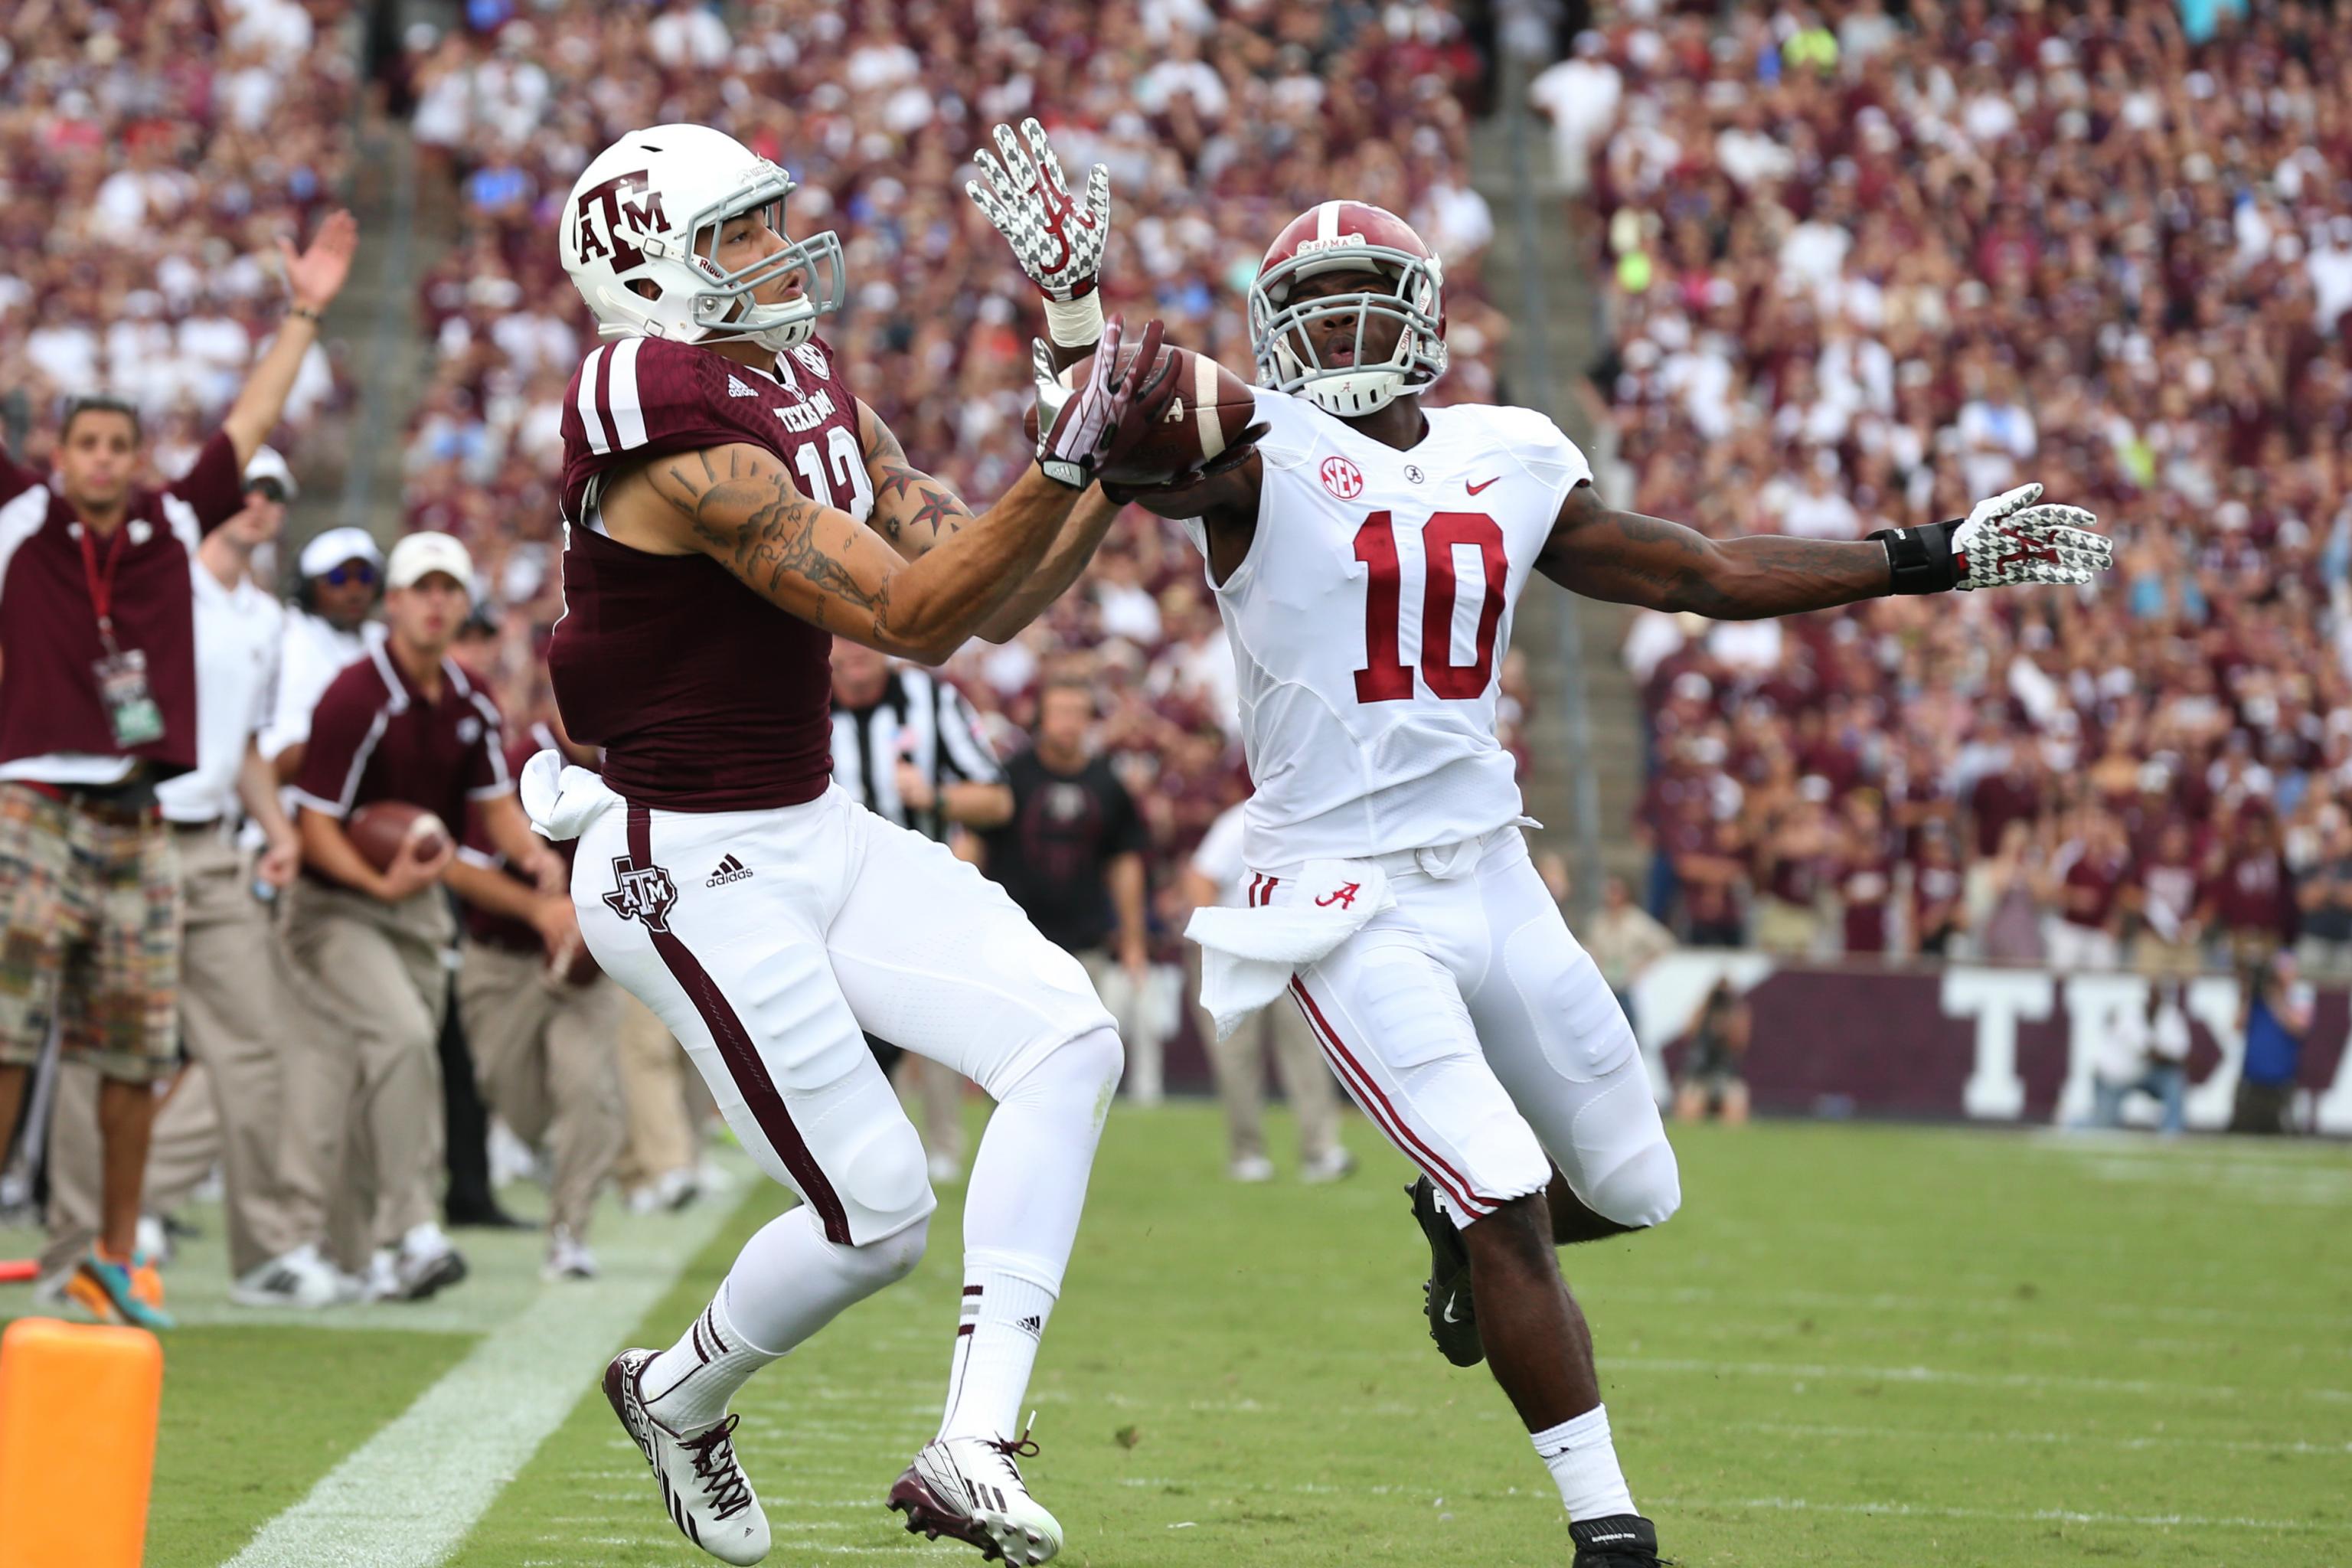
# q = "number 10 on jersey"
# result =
<box><xmin>1354</xmin><ymin>510</ymin><xmax>1506</xmax><ymax>703</ymax></box>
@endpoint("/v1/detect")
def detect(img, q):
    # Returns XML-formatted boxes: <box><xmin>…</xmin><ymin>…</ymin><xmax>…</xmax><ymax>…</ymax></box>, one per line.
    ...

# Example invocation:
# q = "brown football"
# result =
<box><xmin>1023</xmin><ymin>343</ymin><xmax>1260</xmax><ymax>487</ymax></box>
<box><xmin>545</xmin><ymin>933</ymin><xmax>601</xmax><ymax>988</ymax></box>
<box><xmin>347</xmin><ymin>802</ymin><xmax>452</xmax><ymax>874</ymax></box>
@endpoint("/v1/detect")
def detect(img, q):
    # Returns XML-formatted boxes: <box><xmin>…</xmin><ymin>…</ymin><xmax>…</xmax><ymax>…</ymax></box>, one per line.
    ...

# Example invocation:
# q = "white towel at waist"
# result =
<box><xmin>521</xmin><ymin>750</ymin><xmax>622</xmax><ymax>841</ymax></box>
<box><xmin>1183</xmin><ymin>859</ymin><xmax>1393</xmax><ymax>1040</ymax></box>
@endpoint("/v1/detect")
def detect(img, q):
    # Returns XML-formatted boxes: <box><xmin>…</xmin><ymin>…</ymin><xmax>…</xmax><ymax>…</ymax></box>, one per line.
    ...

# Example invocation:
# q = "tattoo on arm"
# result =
<box><xmin>861</xmin><ymin>411</ymin><xmax>974</xmax><ymax>555</ymax></box>
<box><xmin>648</xmin><ymin>446</ymin><xmax>893</xmax><ymax>640</ymax></box>
<box><xmin>1539</xmin><ymin>482</ymin><xmax>1888</xmax><ymax>619</ymax></box>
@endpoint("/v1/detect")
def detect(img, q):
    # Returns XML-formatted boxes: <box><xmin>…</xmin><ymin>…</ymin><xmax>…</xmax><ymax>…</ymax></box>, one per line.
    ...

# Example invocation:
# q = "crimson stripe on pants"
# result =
<box><xmin>629</xmin><ymin>802</ymin><xmax>853</xmax><ymax>1244</ymax></box>
<box><xmin>1287</xmin><ymin>975</ymin><xmax>1496</xmax><ymax>1217</ymax></box>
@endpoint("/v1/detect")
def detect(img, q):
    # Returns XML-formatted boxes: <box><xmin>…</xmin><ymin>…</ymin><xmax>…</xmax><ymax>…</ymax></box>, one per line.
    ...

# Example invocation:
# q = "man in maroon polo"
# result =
<box><xmin>0</xmin><ymin>211</ymin><xmax>357</xmax><ymax>1330</ymax></box>
<box><xmin>283</xmin><ymin>531</ymin><xmax>567</xmax><ymax>1302</ymax></box>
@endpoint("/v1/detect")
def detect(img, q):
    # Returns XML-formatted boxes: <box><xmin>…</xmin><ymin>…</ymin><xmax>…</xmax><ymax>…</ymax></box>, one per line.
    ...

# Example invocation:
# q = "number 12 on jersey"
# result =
<box><xmin>1354</xmin><ymin>510</ymin><xmax>1506</xmax><ymax>703</ymax></box>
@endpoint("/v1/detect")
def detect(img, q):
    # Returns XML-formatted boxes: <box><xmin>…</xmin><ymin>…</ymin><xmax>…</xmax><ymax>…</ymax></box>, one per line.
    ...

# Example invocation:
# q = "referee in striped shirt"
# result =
<box><xmin>828</xmin><ymin>640</ymin><xmax>1011</xmax><ymax>1182</ymax></box>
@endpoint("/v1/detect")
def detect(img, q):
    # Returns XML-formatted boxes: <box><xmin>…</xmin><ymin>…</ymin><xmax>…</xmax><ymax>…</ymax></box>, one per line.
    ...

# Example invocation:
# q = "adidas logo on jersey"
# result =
<box><xmin>706</xmin><ymin>854</ymin><xmax>753</xmax><ymax>887</ymax></box>
<box><xmin>726</xmin><ymin>374</ymin><xmax>759</xmax><ymax>399</ymax></box>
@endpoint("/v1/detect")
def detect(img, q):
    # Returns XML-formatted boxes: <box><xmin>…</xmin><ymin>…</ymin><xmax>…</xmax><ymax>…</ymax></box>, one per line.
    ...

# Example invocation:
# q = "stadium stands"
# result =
<box><xmin>1573</xmin><ymin>0</ymin><xmax>2352</xmax><ymax>972</ymax></box>
<box><xmin>0</xmin><ymin>0</ymin><xmax>351</xmax><ymax>472</ymax></box>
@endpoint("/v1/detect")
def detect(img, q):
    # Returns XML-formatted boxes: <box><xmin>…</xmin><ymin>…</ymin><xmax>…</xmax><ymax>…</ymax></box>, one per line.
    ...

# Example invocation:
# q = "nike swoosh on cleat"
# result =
<box><xmin>1442</xmin><ymin>1295</ymin><xmax>1467</xmax><ymax>1325</ymax></box>
<box><xmin>1467</xmin><ymin>476</ymin><xmax>1500</xmax><ymax>495</ymax></box>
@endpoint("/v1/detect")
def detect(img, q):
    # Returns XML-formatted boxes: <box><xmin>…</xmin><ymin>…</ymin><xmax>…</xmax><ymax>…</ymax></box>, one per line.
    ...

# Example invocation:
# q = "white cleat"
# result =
<box><xmin>888</xmin><ymin>1430</ymin><xmax>1063</xmax><ymax>1565</ymax></box>
<box><xmin>603</xmin><ymin>1348</ymin><xmax>770</xmax><ymax>1565</ymax></box>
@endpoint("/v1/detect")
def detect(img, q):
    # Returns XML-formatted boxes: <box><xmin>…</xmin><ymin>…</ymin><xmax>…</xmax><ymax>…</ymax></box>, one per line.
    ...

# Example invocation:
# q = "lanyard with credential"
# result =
<box><xmin>79</xmin><ymin>521</ymin><xmax>165</xmax><ymax>748</ymax></box>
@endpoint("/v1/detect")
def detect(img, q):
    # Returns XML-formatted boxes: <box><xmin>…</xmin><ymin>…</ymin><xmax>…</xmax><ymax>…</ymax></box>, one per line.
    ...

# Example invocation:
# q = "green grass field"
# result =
<box><xmin>5</xmin><ymin>1106</ymin><xmax>2347</xmax><ymax>1567</ymax></box>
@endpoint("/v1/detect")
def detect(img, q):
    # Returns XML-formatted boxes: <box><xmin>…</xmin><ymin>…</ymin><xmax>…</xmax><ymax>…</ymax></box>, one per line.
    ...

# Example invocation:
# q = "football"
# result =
<box><xmin>347</xmin><ymin>802</ymin><xmax>452</xmax><ymax>874</ymax></box>
<box><xmin>545</xmin><ymin>932</ymin><xmax>601</xmax><ymax>988</ymax></box>
<box><xmin>1024</xmin><ymin>342</ymin><xmax>1259</xmax><ymax>487</ymax></box>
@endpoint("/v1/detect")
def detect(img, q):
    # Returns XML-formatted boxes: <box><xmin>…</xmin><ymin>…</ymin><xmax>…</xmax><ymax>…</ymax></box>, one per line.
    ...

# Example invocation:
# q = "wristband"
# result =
<box><xmin>1042</xmin><ymin>293</ymin><xmax>1105</xmax><ymax>350</ymax></box>
<box><xmin>289</xmin><ymin>304</ymin><xmax>325</xmax><ymax>323</ymax></box>
<box><xmin>1867</xmin><ymin>521</ymin><xmax>1960</xmax><ymax>595</ymax></box>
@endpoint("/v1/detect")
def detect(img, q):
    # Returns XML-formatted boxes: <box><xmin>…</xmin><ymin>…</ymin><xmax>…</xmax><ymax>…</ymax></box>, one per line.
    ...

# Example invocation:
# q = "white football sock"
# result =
<box><xmin>939</xmin><ymin>1263</ymin><xmax>1057</xmax><ymax>1442</ymax></box>
<box><xmin>643</xmin><ymin>1205</ymin><xmax>927</xmax><ymax>1431</ymax></box>
<box><xmin>935</xmin><ymin>1026</ymin><xmax>1121</xmax><ymax>1442</ymax></box>
<box><xmin>1532</xmin><ymin>1404</ymin><xmax>1636</xmax><ymax>1521</ymax></box>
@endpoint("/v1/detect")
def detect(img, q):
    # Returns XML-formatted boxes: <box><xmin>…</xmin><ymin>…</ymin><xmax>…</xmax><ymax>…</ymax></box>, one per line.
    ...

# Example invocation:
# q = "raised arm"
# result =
<box><xmin>222</xmin><ymin>211</ymin><xmax>357</xmax><ymax>467</ymax></box>
<box><xmin>1537</xmin><ymin>481</ymin><xmax>2111</xmax><ymax>620</ymax></box>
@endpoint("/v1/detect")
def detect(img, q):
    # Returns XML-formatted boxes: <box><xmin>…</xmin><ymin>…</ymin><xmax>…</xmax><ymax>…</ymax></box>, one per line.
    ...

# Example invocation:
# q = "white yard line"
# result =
<box><xmin>220</xmin><ymin>1177</ymin><xmax>748</xmax><ymax>1568</ymax></box>
<box><xmin>1715</xmin><ymin>1419</ymin><xmax>2352</xmax><ymax>1457</ymax></box>
<box><xmin>1647</xmin><ymin>1494</ymin><xmax>2344</xmax><ymax>1534</ymax></box>
<box><xmin>1612</xmin><ymin>1354</ymin><xmax>2352</xmax><ymax>1404</ymax></box>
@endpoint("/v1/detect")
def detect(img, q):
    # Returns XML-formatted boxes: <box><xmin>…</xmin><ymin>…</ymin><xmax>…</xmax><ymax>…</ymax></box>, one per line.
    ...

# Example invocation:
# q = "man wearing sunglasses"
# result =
<box><xmin>263</xmin><ymin>524</ymin><xmax>387</xmax><ymax>786</ymax></box>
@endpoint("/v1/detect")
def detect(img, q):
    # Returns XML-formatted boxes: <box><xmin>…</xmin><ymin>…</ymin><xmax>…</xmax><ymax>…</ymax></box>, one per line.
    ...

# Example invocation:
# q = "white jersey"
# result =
<box><xmin>1185</xmin><ymin>388</ymin><xmax>1591</xmax><ymax>867</ymax></box>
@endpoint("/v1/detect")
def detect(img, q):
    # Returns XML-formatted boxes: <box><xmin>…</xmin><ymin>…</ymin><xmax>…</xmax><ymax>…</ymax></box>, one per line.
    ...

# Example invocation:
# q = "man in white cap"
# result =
<box><xmin>264</xmin><ymin>523</ymin><xmax>386</xmax><ymax>784</ymax></box>
<box><xmin>38</xmin><ymin>449</ymin><xmax>348</xmax><ymax>1305</ymax></box>
<box><xmin>280</xmin><ymin>531</ymin><xmax>567</xmax><ymax>1300</ymax></box>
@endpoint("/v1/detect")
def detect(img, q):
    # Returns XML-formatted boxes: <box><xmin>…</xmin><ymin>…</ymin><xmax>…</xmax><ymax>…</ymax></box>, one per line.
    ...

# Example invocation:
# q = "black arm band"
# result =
<box><xmin>1867</xmin><ymin>520</ymin><xmax>1961</xmax><ymax>595</ymax></box>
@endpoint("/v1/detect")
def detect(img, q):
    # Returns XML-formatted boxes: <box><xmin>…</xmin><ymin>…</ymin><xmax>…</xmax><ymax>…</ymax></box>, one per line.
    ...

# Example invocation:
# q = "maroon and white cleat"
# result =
<box><xmin>603</xmin><ymin>1348</ymin><xmax>772</xmax><ymax>1565</ymax></box>
<box><xmin>887</xmin><ymin>1431</ymin><xmax>1063</xmax><ymax>1565</ymax></box>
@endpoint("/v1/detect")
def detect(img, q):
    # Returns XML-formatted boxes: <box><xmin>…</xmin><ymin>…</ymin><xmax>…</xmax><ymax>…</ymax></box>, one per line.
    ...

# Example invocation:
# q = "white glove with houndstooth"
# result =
<box><xmin>969</xmin><ymin>117</ymin><xmax>1112</xmax><ymax>347</ymax></box>
<box><xmin>1871</xmin><ymin>483</ymin><xmax>2112</xmax><ymax>595</ymax></box>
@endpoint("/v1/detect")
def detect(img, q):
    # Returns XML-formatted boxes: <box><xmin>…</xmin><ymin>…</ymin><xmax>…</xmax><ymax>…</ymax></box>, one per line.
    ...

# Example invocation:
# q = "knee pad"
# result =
<box><xmin>1586</xmin><ymin>1137</ymin><xmax>1681</xmax><ymax>1230</ymax></box>
<box><xmin>834</xmin><ymin>1114</ymin><xmax>937</xmax><ymax>1246</ymax></box>
<box><xmin>1011</xmin><ymin>1024</ymin><xmax>1124</xmax><ymax>1112</ymax></box>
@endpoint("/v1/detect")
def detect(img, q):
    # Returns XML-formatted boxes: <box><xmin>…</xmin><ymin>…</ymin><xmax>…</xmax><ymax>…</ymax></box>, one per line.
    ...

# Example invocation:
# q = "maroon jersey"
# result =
<box><xmin>0</xmin><ymin>433</ymin><xmax>245</xmax><ymax>776</ymax></box>
<box><xmin>463</xmin><ymin>722</ymin><xmax>577</xmax><ymax>952</ymax></box>
<box><xmin>550</xmin><ymin>334</ymin><xmax>867</xmax><ymax>812</ymax></box>
<box><xmin>291</xmin><ymin>643</ymin><xmax>510</xmax><ymax>859</ymax></box>
<box><xmin>2059</xmin><ymin>847</ymin><xmax>2125</xmax><ymax>931</ymax></box>
<box><xmin>1838</xmin><ymin>843</ymin><xmax>1894</xmax><ymax>955</ymax></box>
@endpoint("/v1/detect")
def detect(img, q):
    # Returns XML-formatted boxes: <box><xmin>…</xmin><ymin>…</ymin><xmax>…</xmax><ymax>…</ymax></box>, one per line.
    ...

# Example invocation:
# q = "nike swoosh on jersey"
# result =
<box><xmin>1466</xmin><ymin>476</ymin><xmax>1500</xmax><ymax>495</ymax></box>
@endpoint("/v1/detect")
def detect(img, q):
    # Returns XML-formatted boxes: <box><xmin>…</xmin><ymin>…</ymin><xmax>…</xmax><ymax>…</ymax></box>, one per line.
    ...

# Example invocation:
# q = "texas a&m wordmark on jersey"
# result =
<box><xmin>548</xmin><ymin>333</ymin><xmax>869</xmax><ymax>812</ymax></box>
<box><xmin>1188</xmin><ymin>388</ymin><xmax>1593</xmax><ymax>868</ymax></box>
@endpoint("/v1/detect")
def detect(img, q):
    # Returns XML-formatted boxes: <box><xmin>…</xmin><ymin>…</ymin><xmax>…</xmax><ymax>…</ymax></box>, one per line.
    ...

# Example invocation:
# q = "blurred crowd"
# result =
<box><xmin>0</xmin><ymin>0</ymin><xmax>351</xmax><ymax>474</ymax></box>
<box><xmin>1547</xmin><ymin>0</ymin><xmax>2352</xmax><ymax>976</ymax></box>
<box><xmin>389</xmin><ymin>0</ymin><xmax>1518</xmax><ymax>896</ymax></box>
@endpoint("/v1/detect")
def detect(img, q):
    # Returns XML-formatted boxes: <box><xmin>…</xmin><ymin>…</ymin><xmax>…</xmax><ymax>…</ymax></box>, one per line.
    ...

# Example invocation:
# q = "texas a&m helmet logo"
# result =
<box><xmin>572</xmin><ymin>170</ymin><xmax>671</xmax><ymax>272</ymax></box>
<box><xmin>603</xmin><ymin>852</ymin><xmax>679</xmax><ymax>933</ymax></box>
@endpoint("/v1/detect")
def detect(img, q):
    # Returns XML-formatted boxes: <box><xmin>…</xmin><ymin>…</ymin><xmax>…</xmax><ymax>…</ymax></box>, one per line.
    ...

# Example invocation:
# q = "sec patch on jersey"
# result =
<box><xmin>1025</xmin><ymin>345</ymin><xmax>1256</xmax><ymax>485</ymax></box>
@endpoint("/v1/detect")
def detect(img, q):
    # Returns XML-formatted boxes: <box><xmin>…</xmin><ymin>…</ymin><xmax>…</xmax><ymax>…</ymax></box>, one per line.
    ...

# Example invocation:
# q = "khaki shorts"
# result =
<box><xmin>0</xmin><ymin>783</ymin><xmax>180</xmax><ymax>1082</ymax></box>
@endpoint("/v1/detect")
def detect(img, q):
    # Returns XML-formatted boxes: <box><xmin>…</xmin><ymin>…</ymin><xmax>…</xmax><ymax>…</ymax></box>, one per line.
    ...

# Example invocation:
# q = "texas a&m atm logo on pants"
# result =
<box><xmin>602</xmin><ymin>854</ymin><xmax>679</xmax><ymax>934</ymax></box>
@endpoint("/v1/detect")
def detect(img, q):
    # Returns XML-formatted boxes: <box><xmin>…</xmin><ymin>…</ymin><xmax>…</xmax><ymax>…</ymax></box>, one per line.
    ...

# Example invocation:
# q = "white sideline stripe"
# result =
<box><xmin>1647</xmin><ymin>1494</ymin><xmax>2344</xmax><ymax>1534</ymax></box>
<box><xmin>1614</xmin><ymin>1355</ymin><xmax>2352</xmax><ymax>1405</ymax></box>
<box><xmin>221</xmin><ymin>1189</ymin><xmax>742</xmax><ymax>1568</ymax></box>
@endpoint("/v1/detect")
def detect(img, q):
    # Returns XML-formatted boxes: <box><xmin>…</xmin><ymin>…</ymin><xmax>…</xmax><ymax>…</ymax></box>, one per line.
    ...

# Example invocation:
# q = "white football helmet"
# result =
<box><xmin>560</xmin><ymin>123</ymin><xmax>845</xmax><ymax>351</ymax></box>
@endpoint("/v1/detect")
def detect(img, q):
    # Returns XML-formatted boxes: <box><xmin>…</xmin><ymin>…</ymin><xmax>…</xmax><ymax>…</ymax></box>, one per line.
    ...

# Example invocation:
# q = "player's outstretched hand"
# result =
<box><xmin>1031</xmin><ymin>315</ymin><xmax>1177</xmax><ymax>489</ymax></box>
<box><xmin>278</xmin><ymin>209</ymin><xmax>358</xmax><ymax>314</ymax></box>
<box><xmin>1872</xmin><ymin>482</ymin><xmax>2112</xmax><ymax>595</ymax></box>
<box><xmin>1952</xmin><ymin>483</ymin><xmax>2112</xmax><ymax>590</ymax></box>
<box><xmin>969</xmin><ymin>117</ymin><xmax>1109</xmax><ymax>301</ymax></box>
<box><xmin>1100</xmin><ymin>422</ymin><xmax>1271</xmax><ymax>507</ymax></box>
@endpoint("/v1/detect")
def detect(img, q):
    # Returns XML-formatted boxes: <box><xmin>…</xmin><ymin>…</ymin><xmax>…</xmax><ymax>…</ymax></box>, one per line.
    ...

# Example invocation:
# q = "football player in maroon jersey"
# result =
<box><xmin>544</xmin><ymin>119</ymin><xmax>1175</xmax><ymax>1566</ymax></box>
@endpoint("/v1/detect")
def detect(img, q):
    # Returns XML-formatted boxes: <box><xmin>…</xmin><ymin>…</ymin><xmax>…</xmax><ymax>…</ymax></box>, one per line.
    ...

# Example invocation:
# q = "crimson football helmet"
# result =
<box><xmin>560</xmin><ymin>123</ymin><xmax>845</xmax><ymax>351</ymax></box>
<box><xmin>1248</xmin><ymin>201</ymin><xmax>1448</xmax><ymax>416</ymax></box>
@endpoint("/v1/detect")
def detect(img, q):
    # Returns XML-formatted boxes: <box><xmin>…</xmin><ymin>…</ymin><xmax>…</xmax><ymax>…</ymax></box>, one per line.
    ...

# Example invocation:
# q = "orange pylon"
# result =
<box><xmin>0</xmin><ymin>1317</ymin><xmax>162</xmax><ymax>1568</ymax></box>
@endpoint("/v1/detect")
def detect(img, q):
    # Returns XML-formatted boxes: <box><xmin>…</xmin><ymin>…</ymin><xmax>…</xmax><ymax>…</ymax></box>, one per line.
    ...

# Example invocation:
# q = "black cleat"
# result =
<box><xmin>1406</xmin><ymin>1177</ymin><xmax>1482</xmax><ymax>1367</ymax></box>
<box><xmin>1570</xmin><ymin>1514</ymin><xmax>1669</xmax><ymax>1567</ymax></box>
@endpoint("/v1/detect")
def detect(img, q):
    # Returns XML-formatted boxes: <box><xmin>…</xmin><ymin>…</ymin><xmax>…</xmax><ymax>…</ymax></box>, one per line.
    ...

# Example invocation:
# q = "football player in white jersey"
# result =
<box><xmin>1116</xmin><ymin>200</ymin><xmax>2112</xmax><ymax>1568</ymax></box>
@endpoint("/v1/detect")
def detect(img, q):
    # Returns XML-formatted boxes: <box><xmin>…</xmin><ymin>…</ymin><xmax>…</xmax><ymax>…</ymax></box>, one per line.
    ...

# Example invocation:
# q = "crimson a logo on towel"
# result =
<box><xmin>602</xmin><ymin>853</ymin><xmax>679</xmax><ymax>933</ymax></box>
